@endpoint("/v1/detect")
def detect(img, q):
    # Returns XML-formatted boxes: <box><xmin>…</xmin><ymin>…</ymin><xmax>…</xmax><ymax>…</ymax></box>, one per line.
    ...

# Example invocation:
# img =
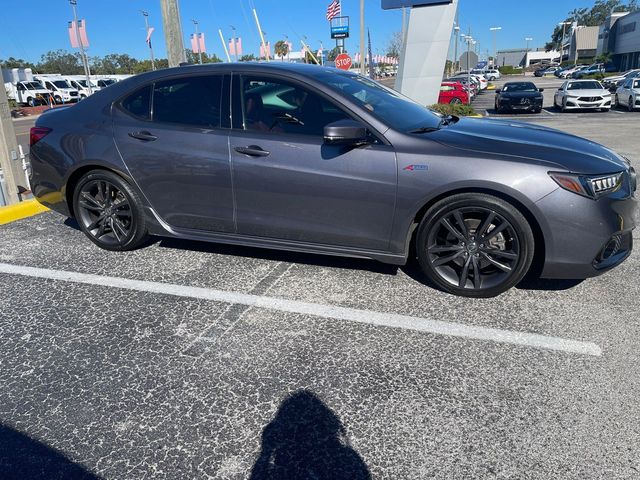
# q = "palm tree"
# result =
<box><xmin>274</xmin><ymin>40</ymin><xmax>290</xmax><ymax>62</ymax></box>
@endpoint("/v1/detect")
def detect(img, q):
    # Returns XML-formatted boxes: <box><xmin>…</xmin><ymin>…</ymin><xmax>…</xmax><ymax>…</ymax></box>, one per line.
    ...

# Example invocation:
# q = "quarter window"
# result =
<box><xmin>121</xmin><ymin>85</ymin><xmax>152</xmax><ymax>120</ymax></box>
<box><xmin>240</xmin><ymin>76</ymin><xmax>349</xmax><ymax>136</ymax></box>
<box><xmin>152</xmin><ymin>75</ymin><xmax>223</xmax><ymax>128</ymax></box>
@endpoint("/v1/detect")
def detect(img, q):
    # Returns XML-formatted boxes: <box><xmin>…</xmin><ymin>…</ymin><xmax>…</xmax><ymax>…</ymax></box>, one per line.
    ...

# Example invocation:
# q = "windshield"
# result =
<box><xmin>53</xmin><ymin>80</ymin><xmax>71</xmax><ymax>88</ymax></box>
<box><xmin>320</xmin><ymin>72</ymin><xmax>441</xmax><ymax>132</ymax></box>
<box><xmin>502</xmin><ymin>83</ymin><xmax>537</xmax><ymax>92</ymax></box>
<box><xmin>567</xmin><ymin>81</ymin><xmax>602</xmax><ymax>90</ymax></box>
<box><xmin>24</xmin><ymin>82</ymin><xmax>43</xmax><ymax>90</ymax></box>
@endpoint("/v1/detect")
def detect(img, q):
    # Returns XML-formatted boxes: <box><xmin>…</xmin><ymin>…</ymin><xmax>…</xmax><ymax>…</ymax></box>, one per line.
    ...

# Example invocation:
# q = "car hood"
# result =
<box><xmin>427</xmin><ymin>117</ymin><xmax>627</xmax><ymax>174</ymax></box>
<box><xmin>565</xmin><ymin>89</ymin><xmax>609</xmax><ymax>96</ymax></box>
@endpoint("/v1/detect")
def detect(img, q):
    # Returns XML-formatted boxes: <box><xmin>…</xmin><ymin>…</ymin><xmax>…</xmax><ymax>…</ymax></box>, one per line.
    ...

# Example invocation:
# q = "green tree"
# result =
<box><xmin>184</xmin><ymin>49</ymin><xmax>223</xmax><ymax>64</ymax></box>
<box><xmin>386</xmin><ymin>31</ymin><xmax>403</xmax><ymax>57</ymax></box>
<box><xmin>240</xmin><ymin>54</ymin><xmax>257</xmax><ymax>62</ymax></box>
<box><xmin>326</xmin><ymin>46</ymin><xmax>341</xmax><ymax>61</ymax></box>
<box><xmin>274</xmin><ymin>40</ymin><xmax>290</xmax><ymax>61</ymax></box>
<box><xmin>0</xmin><ymin>57</ymin><xmax>36</xmax><ymax>70</ymax></box>
<box><xmin>37</xmin><ymin>49</ymin><xmax>83</xmax><ymax>74</ymax></box>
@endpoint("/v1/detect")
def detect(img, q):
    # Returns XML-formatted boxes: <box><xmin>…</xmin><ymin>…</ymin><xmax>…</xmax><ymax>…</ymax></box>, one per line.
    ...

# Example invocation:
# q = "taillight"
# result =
<box><xmin>30</xmin><ymin>127</ymin><xmax>52</xmax><ymax>146</ymax></box>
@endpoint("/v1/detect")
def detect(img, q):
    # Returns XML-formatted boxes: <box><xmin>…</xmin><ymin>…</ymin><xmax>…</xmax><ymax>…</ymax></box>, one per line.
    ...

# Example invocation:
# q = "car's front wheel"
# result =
<box><xmin>73</xmin><ymin>170</ymin><xmax>149</xmax><ymax>251</ymax></box>
<box><xmin>450</xmin><ymin>97</ymin><xmax>463</xmax><ymax>105</ymax></box>
<box><xmin>416</xmin><ymin>193</ymin><xmax>535</xmax><ymax>297</ymax></box>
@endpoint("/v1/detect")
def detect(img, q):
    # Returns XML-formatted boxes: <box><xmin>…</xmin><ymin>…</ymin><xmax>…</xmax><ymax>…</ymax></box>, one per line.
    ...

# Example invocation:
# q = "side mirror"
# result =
<box><xmin>539</xmin><ymin>88</ymin><xmax>545</xmax><ymax>92</ymax></box>
<box><xmin>324</xmin><ymin>120</ymin><xmax>368</xmax><ymax>146</ymax></box>
<box><xmin>495</xmin><ymin>89</ymin><xmax>501</xmax><ymax>93</ymax></box>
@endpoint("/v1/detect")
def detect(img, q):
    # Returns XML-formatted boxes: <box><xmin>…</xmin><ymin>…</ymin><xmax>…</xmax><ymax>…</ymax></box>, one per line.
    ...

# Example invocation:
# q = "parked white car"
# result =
<box><xmin>484</xmin><ymin>69</ymin><xmax>501</xmax><ymax>81</ymax></box>
<box><xmin>614</xmin><ymin>77</ymin><xmax>640</xmax><ymax>111</ymax></box>
<box><xmin>559</xmin><ymin>65</ymin><xmax>588</xmax><ymax>79</ymax></box>
<box><xmin>553</xmin><ymin>80</ymin><xmax>612</xmax><ymax>112</ymax></box>
<box><xmin>5</xmin><ymin>80</ymin><xmax>52</xmax><ymax>106</ymax></box>
<box><xmin>64</xmin><ymin>76</ymin><xmax>100</xmax><ymax>99</ymax></box>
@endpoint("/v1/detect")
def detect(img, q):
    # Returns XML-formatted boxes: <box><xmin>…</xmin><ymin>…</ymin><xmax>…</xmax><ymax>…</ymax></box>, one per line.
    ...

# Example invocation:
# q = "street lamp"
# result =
<box><xmin>192</xmin><ymin>19</ymin><xmax>203</xmax><ymax>64</ymax></box>
<box><xmin>524</xmin><ymin>37</ymin><xmax>533</xmax><ymax>74</ymax></box>
<box><xmin>453</xmin><ymin>23</ymin><xmax>460</xmax><ymax>73</ymax></box>
<box><xmin>489</xmin><ymin>27</ymin><xmax>502</xmax><ymax>68</ymax></box>
<box><xmin>229</xmin><ymin>25</ymin><xmax>238</xmax><ymax>62</ymax></box>
<box><xmin>69</xmin><ymin>0</ymin><xmax>92</xmax><ymax>94</ymax></box>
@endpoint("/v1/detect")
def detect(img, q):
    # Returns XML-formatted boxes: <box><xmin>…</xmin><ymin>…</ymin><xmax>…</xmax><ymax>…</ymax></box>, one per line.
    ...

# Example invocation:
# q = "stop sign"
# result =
<box><xmin>335</xmin><ymin>53</ymin><xmax>352</xmax><ymax>70</ymax></box>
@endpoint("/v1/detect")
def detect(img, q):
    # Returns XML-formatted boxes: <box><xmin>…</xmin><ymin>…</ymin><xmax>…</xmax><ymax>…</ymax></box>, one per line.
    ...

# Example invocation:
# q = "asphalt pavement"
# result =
<box><xmin>1</xmin><ymin>81</ymin><xmax>639</xmax><ymax>479</ymax></box>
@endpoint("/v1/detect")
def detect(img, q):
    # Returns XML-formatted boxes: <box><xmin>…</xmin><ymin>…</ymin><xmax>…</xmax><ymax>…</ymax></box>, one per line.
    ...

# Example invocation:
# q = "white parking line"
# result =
<box><xmin>0</xmin><ymin>262</ymin><xmax>602</xmax><ymax>357</ymax></box>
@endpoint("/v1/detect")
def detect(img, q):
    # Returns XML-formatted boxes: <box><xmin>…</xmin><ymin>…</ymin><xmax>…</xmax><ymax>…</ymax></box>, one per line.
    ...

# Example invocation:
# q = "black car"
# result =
<box><xmin>494</xmin><ymin>82</ymin><xmax>544</xmax><ymax>113</ymax></box>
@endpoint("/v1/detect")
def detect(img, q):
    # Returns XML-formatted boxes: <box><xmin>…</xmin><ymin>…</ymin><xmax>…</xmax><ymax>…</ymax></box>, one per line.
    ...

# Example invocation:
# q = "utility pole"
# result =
<box><xmin>160</xmin><ymin>0</ymin><xmax>186</xmax><ymax>67</ymax></box>
<box><xmin>141</xmin><ymin>10</ymin><xmax>156</xmax><ymax>70</ymax></box>
<box><xmin>490</xmin><ymin>26</ymin><xmax>501</xmax><ymax>68</ymax></box>
<box><xmin>230</xmin><ymin>25</ymin><xmax>239</xmax><ymax>62</ymax></box>
<box><xmin>453</xmin><ymin>18</ymin><xmax>460</xmax><ymax>72</ymax></box>
<box><xmin>0</xmin><ymin>71</ymin><xmax>21</xmax><ymax>205</ymax></box>
<box><xmin>360</xmin><ymin>0</ymin><xmax>366</xmax><ymax>75</ymax></box>
<box><xmin>465</xmin><ymin>29</ymin><xmax>473</xmax><ymax>105</ymax></box>
<box><xmin>253</xmin><ymin>8</ymin><xmax>269</xmax><ymax>62</ymax></box>
<box><xmin>192</xmin><ymin>19</ymin><xmax>203</xmax><ymax>64</ymax></box>
<box><xmin>69</xmin><ymin>0</ymin><xmax>92</xmax><ymax>94</ymax></box>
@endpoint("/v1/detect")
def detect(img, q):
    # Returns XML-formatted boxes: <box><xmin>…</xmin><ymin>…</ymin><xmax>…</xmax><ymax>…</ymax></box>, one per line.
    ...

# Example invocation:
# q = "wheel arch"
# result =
<box><xmin>64</xmin><ymin>163</ymin><xmax>134</xmax><ymax>218</ymax></box>
<box><xmin>407</xmin><ymin>186</ymin><xmax>547</xmax><ymax>277</ymax></box>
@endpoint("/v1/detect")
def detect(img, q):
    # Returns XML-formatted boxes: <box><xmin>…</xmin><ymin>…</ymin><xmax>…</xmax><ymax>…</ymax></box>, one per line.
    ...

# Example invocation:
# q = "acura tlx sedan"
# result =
<box><xmin>29</xmin><ymin>63</ymin><xmax>638</xmax><ymax>297</ymax></box>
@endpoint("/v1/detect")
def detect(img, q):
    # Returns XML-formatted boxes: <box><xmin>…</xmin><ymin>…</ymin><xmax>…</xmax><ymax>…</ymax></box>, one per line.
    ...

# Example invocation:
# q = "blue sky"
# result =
<box><xmin>0</xmin><ymin>0</ymin><xmax>599</xmax><ymax>63</ymax></box>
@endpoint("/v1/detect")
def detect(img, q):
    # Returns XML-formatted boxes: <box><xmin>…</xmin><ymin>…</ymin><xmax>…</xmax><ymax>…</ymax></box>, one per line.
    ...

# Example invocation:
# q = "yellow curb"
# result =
<box><xmin>467</xmin><ymin>114</ymin><xmax>484</xmax><ymax>118</ymax></box>
<box><xmin>0</xmin><ymin>199</ymin><xmax>49</xmax><ymax>225</ymax></box>
<box><xmin>486</xmin><ymin>84</ymin><xmax>496</xmax><ymax>90</ymax></box>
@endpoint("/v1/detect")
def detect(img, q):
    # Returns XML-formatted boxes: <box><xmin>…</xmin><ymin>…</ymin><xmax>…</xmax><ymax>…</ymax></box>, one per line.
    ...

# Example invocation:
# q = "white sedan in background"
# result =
<box><xmin>614</xmin><ymin>77</ymin><xmax>640</xmax><ymax>111</ymax></box>
<box><xmin>553</xmin><ymin>80</ymin><xmax>612</xmax><ymax>112</ymax></box>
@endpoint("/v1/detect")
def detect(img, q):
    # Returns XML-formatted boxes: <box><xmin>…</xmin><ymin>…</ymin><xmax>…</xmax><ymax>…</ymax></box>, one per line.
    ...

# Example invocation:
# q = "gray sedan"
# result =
<box><xmin>29</xmin><ymin>63</ymin><xmax>637</xmax><ymax>297</ymax></box>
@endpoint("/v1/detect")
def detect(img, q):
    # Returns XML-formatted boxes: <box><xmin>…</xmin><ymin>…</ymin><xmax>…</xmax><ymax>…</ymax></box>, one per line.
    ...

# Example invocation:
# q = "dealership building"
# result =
<box><xmin>597</xmin><ymin>11</ymin><xmax>640</xmax><ymax>71</ymax></box>
<box><xmin>495</xmin><ymin>48</ymin><xmax>560</xmax><ymax>68</ymax></box>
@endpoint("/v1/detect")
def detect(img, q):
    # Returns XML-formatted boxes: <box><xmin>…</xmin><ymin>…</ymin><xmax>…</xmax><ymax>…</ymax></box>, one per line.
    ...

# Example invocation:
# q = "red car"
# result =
<box><xmin>439</xmin><ymin>82</ymin><xmax>470</xmax><ymax>104</ymax></box>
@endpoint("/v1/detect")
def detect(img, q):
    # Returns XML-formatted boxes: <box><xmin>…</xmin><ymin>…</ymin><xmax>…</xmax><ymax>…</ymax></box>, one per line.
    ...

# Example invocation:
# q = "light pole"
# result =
<box><xmin>558</xmin><ymin>22</ymin><xmax>571</xmax><ymax>62</ymax></box>
<box><xmin>524</xmin><ymin>37</ymin><xmax>533</xmax><ymax>74</ymax></box>
<box><xmin>69</xmin><ymin>0</ymin><xmax>92</xmax><ymax>94</ymax></box>
<box><xmin>464</xmin><ymin>31</ymin><xmax>473</xmax><ymax>104</ymax></box>
<box><xmin>490</xmin><ymin>26</ymin><xmax>501</xmax><ymax>68</ymax></box>
<box><xmin>453</xmin><ymin>24</ymin><xmax>460</xmax><ymax>73</ymax></box>
<box><xmin>141</xmin><ymin>10</ymin><xmax>156</xmax><ymax>70</ymax></box>
<box><xmin>230</xmin><ymin>25</ymin><xmax>239</xmax><ymax>62</ymax></box>
<box><xmin>192</xmin><ymin>19</ymin><xmax>203</xmax><ymax>64</ymax></box>
<box><xmin>319</xmin><ymin>40</ymin><xmax>324</xmax><ymax>66</ymax></box>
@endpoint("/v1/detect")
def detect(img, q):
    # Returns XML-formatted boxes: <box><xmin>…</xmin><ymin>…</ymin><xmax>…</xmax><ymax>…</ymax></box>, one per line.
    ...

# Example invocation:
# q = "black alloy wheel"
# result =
<box><xmin>629</xmin><ymin>97</ymin><xmax>635</xmax><ymax>112</ymax></box>
<box><xmin>73</xmin><ymin>170</ymin><xmax>149</xmax><ymax>251</ymax></box>
<box><xmin>416</xmin><ymin>193</ymin><xmax>534</xmax><ymax>297</ymax></box>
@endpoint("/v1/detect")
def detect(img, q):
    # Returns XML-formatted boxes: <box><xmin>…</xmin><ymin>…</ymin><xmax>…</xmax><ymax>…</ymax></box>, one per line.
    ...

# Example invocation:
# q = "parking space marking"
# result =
<box><xmin>542</xmin><ymin>109</ymin><xmax>555</xmax><ymax>116</ymax></box>
<box><xmin>0</xmin><ymin>262</ymin><xmax>602</xmax><ymax>356</ymax></box>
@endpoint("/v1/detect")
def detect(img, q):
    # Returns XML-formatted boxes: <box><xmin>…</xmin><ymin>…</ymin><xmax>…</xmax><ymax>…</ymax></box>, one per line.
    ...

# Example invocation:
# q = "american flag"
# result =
<box><xmin>326</xmin><ymin>0</ymin><xmax>341</xmax><ymax>21</ymax></box>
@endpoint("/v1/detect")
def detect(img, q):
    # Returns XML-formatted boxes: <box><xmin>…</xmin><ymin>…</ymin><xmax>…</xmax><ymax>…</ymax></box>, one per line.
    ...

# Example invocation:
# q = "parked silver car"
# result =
<box><xmin>29</xmin><ymin>64</ymin><xmax>637</xmax><ymax>297</ymax></box>
<box><xmin>614</xmin><ymin>77</ymin><xmax>640</xmax><ymax>111</ymax></box>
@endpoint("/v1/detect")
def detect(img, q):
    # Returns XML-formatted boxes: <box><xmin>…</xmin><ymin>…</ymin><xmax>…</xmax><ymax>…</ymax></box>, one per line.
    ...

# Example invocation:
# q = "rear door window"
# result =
<box><xmin>152</xmin><ymin>75</ymin><xmax>223</xmax><ymax>129</ymax></box>
<box><xmin>121</xmin><ymin>85</ymin><xmax>152</xmax><ymax>120</ymax></box>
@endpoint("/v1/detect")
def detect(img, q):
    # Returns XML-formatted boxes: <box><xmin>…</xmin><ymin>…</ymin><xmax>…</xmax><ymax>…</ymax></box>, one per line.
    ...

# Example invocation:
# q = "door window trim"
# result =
<box><xmin>230</xmin><ymin>72</ymin><xmax>389</xmax><ymax>145</ymax></box>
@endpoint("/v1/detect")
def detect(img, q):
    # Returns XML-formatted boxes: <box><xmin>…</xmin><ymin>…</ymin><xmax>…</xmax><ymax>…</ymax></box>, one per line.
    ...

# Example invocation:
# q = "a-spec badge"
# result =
<box><xmin>403</xmin><ymin>164</ymin><xmax>429</xmax><ymax>171</ymax></box>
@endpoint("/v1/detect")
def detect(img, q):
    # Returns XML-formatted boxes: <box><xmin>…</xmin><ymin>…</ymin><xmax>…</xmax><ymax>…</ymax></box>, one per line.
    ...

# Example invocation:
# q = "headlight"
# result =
<box><xmin>549</xmin><ymin>172</ymin><xmax>623</xmax><ymax>199</ymax></box>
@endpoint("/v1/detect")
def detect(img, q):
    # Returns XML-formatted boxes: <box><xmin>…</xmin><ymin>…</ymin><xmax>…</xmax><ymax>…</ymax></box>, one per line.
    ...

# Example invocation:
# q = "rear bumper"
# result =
<box><xmin>537</xmin><ymin>187</ymin><xmax>638</xmax><ymax>279</ymax></box>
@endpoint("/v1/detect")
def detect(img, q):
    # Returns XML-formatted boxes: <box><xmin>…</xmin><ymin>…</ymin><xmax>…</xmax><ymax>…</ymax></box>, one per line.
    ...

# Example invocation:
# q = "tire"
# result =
<box><xmin>415</xmin><ymin>193</ymin><xmax>535</xmax><ymax>298</ymax></box>
<box><xmin>27</xmin><ymin>97</ymin><xmax>35</xmax><ymax>107</ymax></box>
<box><xmin>494</xmin><ymin>101</ymin><xmax>502</xmax><ymax>114</ymax></box>
<box><xmin>80</xmin><ymin>94</ymin><xmax>87</xmax><ymax>100</ymax></box>
<box><xmin>73</xmin><ymin>170</ymin><xmax>149</xmax><ymax>251</ymax></box>
<box><xmin>613</xmin><ymin>94</ymin><xmax>618</xmax><ymax>108</ymax></box>
<box><xmin>629</xmin><ymin>97</ymin><xmax>634</xmax><ymax>112</ymax></box>
<box><xmin>533</xmin><ymin>108</ymin><xmax>542</xmax><ymax>114</ymax></box>
<box><xmin>560</xmin><ymin>98</ymin><xmax>568</xmax><ymax>113</ymax></box>
<box><xmin>54</xmin><ymin>96</ymin><xmax>62</xmax><ymax>104</ymax></box>
<box><xmin>450</xmin><ymin>97</ymin><xmax>463</xmax><ymax>105</ymax></box>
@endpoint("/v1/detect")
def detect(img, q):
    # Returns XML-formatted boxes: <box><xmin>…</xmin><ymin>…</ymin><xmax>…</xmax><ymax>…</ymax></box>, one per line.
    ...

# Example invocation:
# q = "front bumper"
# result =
<box><xmin>498</xmin><ymin>98</ymin><xmax>543</xmax><ymax>111</ymax></box>
<box><xmin>537</xmin><ymin>184</ymin><xmax>638</xmax><ymax>279</ymax></box>
<box><xmin>563</xmin><ymin>96</ymin><xmax>612</xmax><ymax>109</ymax></box>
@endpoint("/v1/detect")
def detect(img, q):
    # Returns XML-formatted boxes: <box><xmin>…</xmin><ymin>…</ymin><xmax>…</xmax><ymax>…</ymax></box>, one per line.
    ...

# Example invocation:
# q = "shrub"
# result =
<box><xmin>429</xmin><ymin>103</ymin><xmax>479</xmax><ymax>117</ymax></box>
<box><xmin>498</xmin><ymin>66</ymin><xmax>521</xmax><ymax>75</ymax></box>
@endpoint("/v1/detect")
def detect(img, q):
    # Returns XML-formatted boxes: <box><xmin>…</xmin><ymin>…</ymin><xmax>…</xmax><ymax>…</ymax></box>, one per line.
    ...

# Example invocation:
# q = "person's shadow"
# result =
<box><xmin>249</xmin><ymin>390</ymin><xmax>371</xmax><ymax>480</ymax></box>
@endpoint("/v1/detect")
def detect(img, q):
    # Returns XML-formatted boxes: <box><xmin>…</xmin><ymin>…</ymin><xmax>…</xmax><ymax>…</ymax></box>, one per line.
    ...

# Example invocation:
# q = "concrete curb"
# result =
<box><xmin>0</xmin><ymin>199</ymin><xmax>49</xmax><ymax>225</ymax></box>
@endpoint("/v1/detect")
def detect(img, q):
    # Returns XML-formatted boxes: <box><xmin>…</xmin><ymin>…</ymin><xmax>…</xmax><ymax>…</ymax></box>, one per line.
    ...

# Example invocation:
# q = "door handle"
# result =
<box><xmin>128</xmin><ymin>131</ymin><xmax>158</xmax><ymax>141</ymax></box>
<box><xmin>234</xmin><ymin>145</ymin><xmax>270</xmax><ymax>157</ymax></box>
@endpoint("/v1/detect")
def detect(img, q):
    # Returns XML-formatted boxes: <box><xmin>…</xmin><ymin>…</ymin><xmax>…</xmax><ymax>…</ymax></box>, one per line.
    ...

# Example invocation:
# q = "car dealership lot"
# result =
<box><xmin>2</xmin><ymin>100</ymin><xmax>640</xmax><ymax>479</ymax></box>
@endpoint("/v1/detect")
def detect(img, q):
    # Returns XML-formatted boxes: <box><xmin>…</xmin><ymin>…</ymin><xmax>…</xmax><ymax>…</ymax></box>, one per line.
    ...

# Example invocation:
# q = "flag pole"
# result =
<box><xmin>141</xmin><ymin>10</ymin><xmax>156</xmax><ymax>70</ymax></box>
<box><xmin>219</xmin><ymin>29</ymin><xmax>231</xmax><ymax>62</ymax></box>
<box><xmin>359</xmin><ymin>0</ymin><xmax>366</xmax><ymax>75</ymax></box>
<box><xmin>301</xmin><ymin>39</ymin><xmax>320</xmax><ymax>65</ymax></box>
<box><xmin>253</xmin><ymin>8</ymin><xmax>270</xmax><ymax>62</ymax></box>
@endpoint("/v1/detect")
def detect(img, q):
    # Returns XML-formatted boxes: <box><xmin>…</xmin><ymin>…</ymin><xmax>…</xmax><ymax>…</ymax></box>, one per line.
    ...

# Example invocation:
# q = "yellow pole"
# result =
<box><xmin>301</xmin><ymin>40</ymin><xmax>320</xmax><ymax>65</ymax></box>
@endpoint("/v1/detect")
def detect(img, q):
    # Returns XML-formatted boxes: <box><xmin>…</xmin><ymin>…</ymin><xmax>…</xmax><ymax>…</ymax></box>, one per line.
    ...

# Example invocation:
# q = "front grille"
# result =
<box><xmin>519</xmin><ymin>98</ymin><xmax>531</xmax><ymax>105</ymax></box>
<box><xmin>578</xmin><ymin>96</ymin><xmax>602</xmax><ymax>102</ymax></box>
<box><xmin>70</xmin><ymin>91</ymin><xmax>78</xmax><ymax>97</ymax></box>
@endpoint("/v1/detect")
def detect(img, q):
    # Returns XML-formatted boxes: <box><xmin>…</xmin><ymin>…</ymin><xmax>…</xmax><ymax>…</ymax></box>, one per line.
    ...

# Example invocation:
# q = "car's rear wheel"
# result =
<box><xmin>416</xmin><ymin>193</ymin><xmax>534</xmax><ymax>298</ymax></box>
<box><xmin>450</xmin><ymin>97</ymin><xmax>463</xmax><ymax>105</ymax></box>
<box><xmin>613</xmin><ymin>94</ymin><xmax>619</xmax><ymax>108</ymax></box>
<box><xmin>73</xmin><ymin>170</ymin><xmax>149</xmax><ymax>251</ymax></box>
